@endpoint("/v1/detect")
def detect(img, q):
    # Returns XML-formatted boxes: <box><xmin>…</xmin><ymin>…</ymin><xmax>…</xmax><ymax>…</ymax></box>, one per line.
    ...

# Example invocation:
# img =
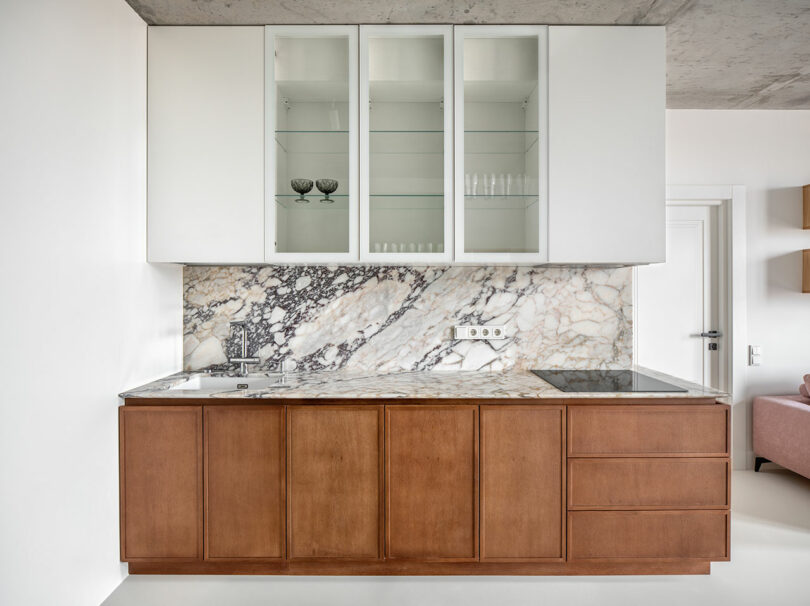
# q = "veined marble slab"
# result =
<box><xmin>120</xmin><ymin>367</ymin><xmax>727</xmax><ymax>401</ymax></box>
<box><xmin>183</xmin><ymin>265</ymin><xmax>633</xmax><ymax>372</ymax></box>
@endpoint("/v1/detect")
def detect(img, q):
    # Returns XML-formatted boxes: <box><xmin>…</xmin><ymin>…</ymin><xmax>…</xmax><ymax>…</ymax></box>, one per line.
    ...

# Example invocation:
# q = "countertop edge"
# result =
<box><xmin>119</xmin><ymin>367</ymin><xmax>728</xmax><ymax>403</ymax></box>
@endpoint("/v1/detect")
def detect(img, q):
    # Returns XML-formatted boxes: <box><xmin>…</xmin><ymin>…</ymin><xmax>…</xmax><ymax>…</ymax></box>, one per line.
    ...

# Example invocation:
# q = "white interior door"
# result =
<box><xmin>636</xmin><ymin>204</ymin><xmax>722</xmax><ymax>388</ymax></box>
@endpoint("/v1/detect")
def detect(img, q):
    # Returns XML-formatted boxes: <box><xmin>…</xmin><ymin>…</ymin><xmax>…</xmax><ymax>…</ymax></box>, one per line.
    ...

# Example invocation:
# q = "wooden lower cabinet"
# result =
<box><xmin>119</xmin><ymin>406</ymin><xmax>203</xmax><ymax>560</ymax></box>
<box><xmin>385</xmin><ymin>405</ymin><xmax>478</xmax><ymax>560</ymax></box>
<box><xmin>287</xmin><ymin>406</ymin><xmax>383</xmax><ymax>559</ymax></box>
<box><xmin>481</xmin><ymin>406</ymin><xmax>564</xmax><ymax>560</ymax></box>
<box><xmin>204</xmin><ymin>406</ymin><xmax>285</xmax><ymax>559</ymax></box>
<box><xmin>121</xmin><ymin>399</ymin><xmax>730</xmax><ymax>575</ymax></box>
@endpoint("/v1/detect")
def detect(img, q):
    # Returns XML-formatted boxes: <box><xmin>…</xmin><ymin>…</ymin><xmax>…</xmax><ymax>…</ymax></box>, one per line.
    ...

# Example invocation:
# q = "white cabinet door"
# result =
<box><xmin>453</xmin><ymin>26</ymin><xmax>549</xmax><ymax>264</ymax></box>
<box><xmin>147</xmin><ymin>27</ymin><xmax>264</xmax><ymax>264</ymax></box>
<box><xmin>547</xmin><ymin>26</ymin><xmax>665</xmax><ymax>264</ymax></box>
<box><xmin>359</xmin><ymin>25</ymin><xmax>453</xmax><ymax>263</ymax></box>
<box><xmin>265</xmin><ymin>26</ymin><xmax>359</xmax><ymax>263</ymax></box>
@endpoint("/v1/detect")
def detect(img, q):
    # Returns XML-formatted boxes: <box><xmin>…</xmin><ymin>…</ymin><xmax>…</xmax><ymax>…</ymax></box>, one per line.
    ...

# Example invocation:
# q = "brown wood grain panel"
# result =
<box><xmin>568</xmin><ymin>458</ymin><xmax>729</xmax><ymax>509</ymax></box>
<box><xmin>386</xmin><ymin>405</ymin><xmax>478</xmax><ymax>561</ymax></box>
<box><xmin>568</xmin><ymin>510</ymin><xmax>728</xmax><ymax>560</ymax></box>
<box><xmin>204</xmin><ymin>406</ymin><xmax>284</xmax><ymax>559</ymax></box>
<box><xmin>803</xmin><ymin>250</ymin><xmax>810</xmax><ymax>293</ymax></box>
<box><xmin>803</xmin><ymin>184</ymin><xmax>810</xmax><ymax>230</ymax></box>
<box><xmin>288</xmin><ymin>406</ymin><xmax>383</xmax><ymax>559</ymax></box>
<box><xmin>480</xmin><ymin>406</ymin><xmax>564</xmax><ymax>560</ymax></box>
<box><xmin>119</xmin><ymin>406</ymin><xmax>202</xmax><ymax>560</ymax></box>
<box><xmin>568</xmin><ymin>405</ymin><xmax>729</xmax><ymax>456</ymax></box>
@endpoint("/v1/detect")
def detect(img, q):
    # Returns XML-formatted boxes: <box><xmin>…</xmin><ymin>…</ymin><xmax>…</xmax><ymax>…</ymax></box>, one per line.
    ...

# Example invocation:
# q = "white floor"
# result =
<box><xmin>102</xmin><ymin>470</ymin><xmax>810</xmax><ymax>606</ymax></box>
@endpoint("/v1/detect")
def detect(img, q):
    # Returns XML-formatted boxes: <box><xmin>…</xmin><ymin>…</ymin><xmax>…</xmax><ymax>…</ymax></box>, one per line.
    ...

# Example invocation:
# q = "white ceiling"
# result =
<box><xmin>124</xmin><ymin>0</ymin><xmax>810</xmax><ymax>109</ymax></box>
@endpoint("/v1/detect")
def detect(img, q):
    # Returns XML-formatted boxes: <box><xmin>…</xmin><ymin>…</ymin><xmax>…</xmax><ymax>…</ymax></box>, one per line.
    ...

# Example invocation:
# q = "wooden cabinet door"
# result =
<box><xmin>481</xmin><ymin>406</ymin><xmax>564</xmax><ymax>560</ymax></box>
<box><xmin>205</xmin><ymin>406</ymin><xmax>285</xmax><ymax>559</ymax></box>
<box><xmin>119</xmin><ymin>406</ymin><xmax>202</xmax><ymax>561</ymax></box>
<box><xmin>288</xmin><ymin>406</ymin><xmax>383</xmax><ymax>559</ymax></box>
<box><xmin>386</xmin><ymin>406</ymin><xmax>478</xmax><ymax>560</ymax></box>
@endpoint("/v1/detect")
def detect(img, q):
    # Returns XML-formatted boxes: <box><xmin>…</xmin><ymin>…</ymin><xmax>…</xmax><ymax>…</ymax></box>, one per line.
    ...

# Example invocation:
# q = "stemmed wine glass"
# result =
<box><xmin>316</xmin><ymin>178</ymin><xmax>338</xmax><ymax>204</ymax></box>
<box><xmin>290</xmin><ymin>178</ymin><xmax>313</xmax><ymax>204</ymax></box>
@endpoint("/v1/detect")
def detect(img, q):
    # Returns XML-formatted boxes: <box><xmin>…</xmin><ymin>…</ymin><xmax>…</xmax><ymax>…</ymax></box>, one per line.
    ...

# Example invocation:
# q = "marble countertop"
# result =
<box><xmin>120</xmin><ymin>366</ymin><xmax>727</xmax><ymax>401</ymax></box>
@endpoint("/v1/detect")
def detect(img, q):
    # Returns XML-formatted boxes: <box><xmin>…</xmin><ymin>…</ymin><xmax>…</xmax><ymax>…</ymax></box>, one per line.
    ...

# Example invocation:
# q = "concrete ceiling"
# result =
<box><xmin>125</xmin><ymin>0</ymin><xmax>810</xmax><ymax>109</ymax></box>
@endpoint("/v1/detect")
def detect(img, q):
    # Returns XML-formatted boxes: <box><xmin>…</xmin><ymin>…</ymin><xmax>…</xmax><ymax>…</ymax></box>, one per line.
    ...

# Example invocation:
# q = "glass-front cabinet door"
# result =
<box><xmin>360</xmin><ymin>26</ymin><xmax>453</xmax><ymax>262</ymax></box>
<box><xmin>454</xmin><ymin>26</ymin><xmax>548</xmax><ymax>263</ymax></box>
<box><xmin>265</xmin><ymin>26</ymin><xmax>359</xmax><ymax>261</ymax></box>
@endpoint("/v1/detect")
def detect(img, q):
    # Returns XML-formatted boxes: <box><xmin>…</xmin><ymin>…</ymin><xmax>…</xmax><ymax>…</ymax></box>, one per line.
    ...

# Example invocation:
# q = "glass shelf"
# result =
<box><xmin>464</xmin><ymin>130</ymin><xmax>539</xmax><ymax>133</ymax></box>
<box><xmin>370</xmin><ymin>130</ymin><xmax>443</xmax><ymax>133</ymax></box>
<box><xmin>276</xmin><ymin>194</ymin><xmax>349</xmax><ymax>210</ymax></box>
<box><xmin>275</xmin><ymin>130</ymin><xmax>349</xmax><ymax>134</ymax></box>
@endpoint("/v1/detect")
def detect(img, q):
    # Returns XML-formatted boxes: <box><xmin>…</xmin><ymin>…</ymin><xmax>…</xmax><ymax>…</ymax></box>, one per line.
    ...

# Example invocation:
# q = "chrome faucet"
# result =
<box><xmin>229</xmin><ymin>321</ymin><xmax>260</xmax><ymax>376</ymax></box>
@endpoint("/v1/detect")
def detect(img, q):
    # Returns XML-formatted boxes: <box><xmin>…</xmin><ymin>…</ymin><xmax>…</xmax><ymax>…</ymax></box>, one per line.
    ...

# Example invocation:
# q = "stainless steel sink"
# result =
<box><xmin>169</xmin><ymin>373</ymin><xmax>285</xmax><ymax>391</ymax></box>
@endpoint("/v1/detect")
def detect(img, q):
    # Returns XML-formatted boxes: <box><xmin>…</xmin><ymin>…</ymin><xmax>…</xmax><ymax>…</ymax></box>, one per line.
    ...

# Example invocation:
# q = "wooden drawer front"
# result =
<box><xmin>568</xmin><ymin>458</ymin><xmax>729</xmax><ymax>509</ymax></box>
<box><xmin>569</xmin><ymin>511</ymin><xmax>728</xmax><ymax>560</ymax></box>
<box><xmin>568</xmin><ymin>405</ymin><xmax>728</xmax><ymax>456</ymax></box>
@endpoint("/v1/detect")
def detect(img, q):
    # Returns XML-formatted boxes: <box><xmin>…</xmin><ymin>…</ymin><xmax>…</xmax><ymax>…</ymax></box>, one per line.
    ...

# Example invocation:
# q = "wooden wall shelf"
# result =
<box><xmin>804</xmin><ymin>185</ymin><xmax>810</xmax><ymax>229</ymax></box>
<box><xmin>803</xmin><ymin>249</ymin><xmax>810</xmax><ymax>293</ymax></box>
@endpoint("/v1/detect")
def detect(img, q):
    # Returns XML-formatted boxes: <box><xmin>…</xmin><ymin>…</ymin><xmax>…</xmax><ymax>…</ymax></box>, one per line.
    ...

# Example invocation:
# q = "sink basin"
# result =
<box><xmin>169</xmin><ymin>374</ymin><xmax>285</xmax><ymax>391</ymax></box>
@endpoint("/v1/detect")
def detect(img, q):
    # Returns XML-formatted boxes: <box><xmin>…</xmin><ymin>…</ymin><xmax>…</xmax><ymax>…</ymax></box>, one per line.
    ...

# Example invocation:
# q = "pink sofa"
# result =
<box><xmin>753</xmin><ymin>395</ymin><xmax>810</xmax><ymax>478</ymax></box>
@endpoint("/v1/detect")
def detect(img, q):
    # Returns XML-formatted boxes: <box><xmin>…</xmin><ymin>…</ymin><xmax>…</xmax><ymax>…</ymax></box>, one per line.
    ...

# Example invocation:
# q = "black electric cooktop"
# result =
<box><xmin>531</xmin><ymin>369</ymin><xmax>687</xmax><ymax>393</ymax></box>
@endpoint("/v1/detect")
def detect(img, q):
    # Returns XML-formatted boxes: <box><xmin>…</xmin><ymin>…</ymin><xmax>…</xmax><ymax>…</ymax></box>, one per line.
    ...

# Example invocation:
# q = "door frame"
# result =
<box><xmin>633</xmin><ymin>185</ymin><xmax>747</xmax><ymax>465</ymax></box>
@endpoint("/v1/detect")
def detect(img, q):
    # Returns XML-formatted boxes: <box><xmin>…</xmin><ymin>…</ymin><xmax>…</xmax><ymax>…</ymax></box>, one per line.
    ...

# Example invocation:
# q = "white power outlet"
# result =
<box><xmin>454</xmin><ymin>325</ymin><xmax>506</xmax><ymax>340</ymax></box>
<box><xmin>749</xmin><ymin>345</ymin><xmax>763</xmax><ymax>366</ymax></box>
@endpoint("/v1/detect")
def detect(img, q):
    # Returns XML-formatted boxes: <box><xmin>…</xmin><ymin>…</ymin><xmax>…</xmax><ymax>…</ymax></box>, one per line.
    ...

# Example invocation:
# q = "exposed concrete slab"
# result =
<box><xmin>124</xmin><ymin>0</ymin><xmax>810</xmax><ymax>109</ymax></box>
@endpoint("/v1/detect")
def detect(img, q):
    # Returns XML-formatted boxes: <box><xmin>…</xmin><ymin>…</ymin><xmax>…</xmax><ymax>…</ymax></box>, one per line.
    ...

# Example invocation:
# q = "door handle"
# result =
<box><xmin>699</xmin><ymin>330</ymin><xmax>721</xmax><ymax>338</ymax></box>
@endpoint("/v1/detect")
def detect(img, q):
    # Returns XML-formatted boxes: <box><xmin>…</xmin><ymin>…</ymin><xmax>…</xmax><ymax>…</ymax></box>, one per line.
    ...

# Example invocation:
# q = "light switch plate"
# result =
<box><xmin>454</xmin><ymin>325</ymin><xmax>506</xmax><ymax>340</ymax></box>
<box><xmin>749</xmin><ymin>345</ymin><xmax>762</xmax><ymax>366</ymax></box>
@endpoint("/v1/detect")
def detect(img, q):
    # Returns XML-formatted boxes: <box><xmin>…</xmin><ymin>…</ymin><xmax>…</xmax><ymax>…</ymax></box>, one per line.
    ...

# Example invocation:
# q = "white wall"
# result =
<box><xmin>0</xmin><ymin>1</ymin><xmax>182</xmax><ymax>605</ymax></box>
<box><xmin>667</xmin><ymin>110</ymin><xmax>810</xmax><ymax>467</ymax></box>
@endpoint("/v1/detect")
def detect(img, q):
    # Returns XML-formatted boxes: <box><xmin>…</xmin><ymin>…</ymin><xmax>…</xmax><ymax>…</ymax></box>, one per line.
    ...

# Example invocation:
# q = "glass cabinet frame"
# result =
<box><xmin>264</xmin><ymin>25</ymin><xmax>360</xmax><ymax>262</ymax></box>
<box><xmin>359</xmin><ymin>25</ymin><xmax>454</xmax><ymax>263</ymax></box>
<box><xmin>453</xmin><ymin>25</ymin><xmax>549</xmax><ymax>264</ymax></box>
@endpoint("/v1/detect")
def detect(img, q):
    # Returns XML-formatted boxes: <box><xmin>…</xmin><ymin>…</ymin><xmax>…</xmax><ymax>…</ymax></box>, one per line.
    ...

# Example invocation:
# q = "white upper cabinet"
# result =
<box><xmin>359</xmin><ymin>26</ymin><xmax>453</xmax><ymax>263</ymax></box>
<box><xmin>265</xmin><ymin>26</ymin><xmax>359</xmax><ymax>262</ymax></box>
<box><xmin>454</xmin><ymin>26</ymin><xmax>549</xmax><ymax>264</ymax></box>
<box><xmin>146</xmin><ymin>25</ymin><xmax>665</xmax><ymax>265</ymax></box>
<box><xmin>147</xmin><ymin>27</ymin><xmax>264</xmax><ymax>264</ymax></box>
<box><xmin>547</xmin><ymin>26</ymin><xmax>666</xmax><ymax>264</ymax></box>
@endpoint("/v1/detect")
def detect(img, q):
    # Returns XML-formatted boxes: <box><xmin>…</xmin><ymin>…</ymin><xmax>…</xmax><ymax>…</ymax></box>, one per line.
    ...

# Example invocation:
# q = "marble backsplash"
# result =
<box><xmin>183</xmin><ymin>265</ymin><xmax>632</xmax><ymax>372</ymax></box>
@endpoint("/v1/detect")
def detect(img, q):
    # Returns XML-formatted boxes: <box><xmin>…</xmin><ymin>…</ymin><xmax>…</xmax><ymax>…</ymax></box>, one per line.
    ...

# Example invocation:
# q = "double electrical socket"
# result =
<box><xmin>454</xmin><ymin>325</ymin><xmax>506</xmax><ymax>340</ymax></box>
